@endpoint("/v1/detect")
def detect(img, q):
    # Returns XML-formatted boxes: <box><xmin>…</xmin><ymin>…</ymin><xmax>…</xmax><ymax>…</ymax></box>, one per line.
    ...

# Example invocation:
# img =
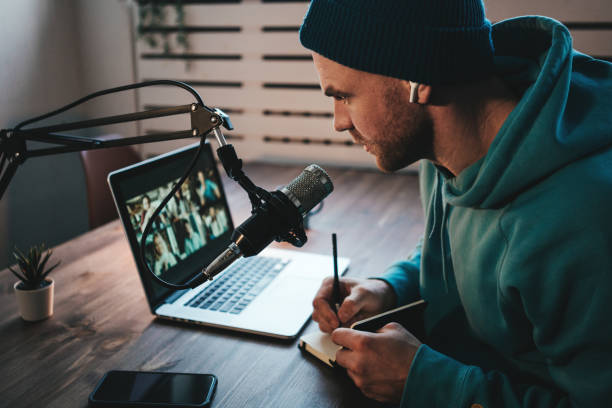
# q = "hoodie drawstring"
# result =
<box><xmin>428</xmin><ymin>173</ymin><xmax>440</xmax><ymax>239</ymax></box>
<box><xmin>429</xmin><ymin>172</ymin><xmax>452</xmax><ymax>294</ymax></box>
<box><xmin>440</xmin><ymin>200</ymin><xmax>452</xmax><ymax>294</ymax></box>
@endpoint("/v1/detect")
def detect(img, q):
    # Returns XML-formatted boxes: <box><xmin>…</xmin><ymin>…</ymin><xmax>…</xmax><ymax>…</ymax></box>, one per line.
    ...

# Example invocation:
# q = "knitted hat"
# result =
<box><xmin>299</xmin><ymin>0</ymin><xmax>495</xmax><ymax>85</ymax></box>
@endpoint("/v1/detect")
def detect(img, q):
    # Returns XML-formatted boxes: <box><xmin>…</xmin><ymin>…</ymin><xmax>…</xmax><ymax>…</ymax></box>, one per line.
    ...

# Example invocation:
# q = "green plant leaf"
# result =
<box><xmin>41</xmin><ymin>261</ymin><xmax>61</xmax><ymax>280</ymax></box>
<box><xmin>37</xmin><ymin>248</ymin><xmax>53</xmax><ymax>277</ymax></box>
<box><xmin>10</xmin><ymin>244</ymin><xmax>59</xmax><ymax>287</ymax></box>
<box><xmin>7</xmin><ymin>265</ymin><xmax>26</xmax><ymax>283</ymax></box>
<box><xmin>13</xmin><ymin>246</ymin><xmax>27</xmax><ymax>262</ymax></box>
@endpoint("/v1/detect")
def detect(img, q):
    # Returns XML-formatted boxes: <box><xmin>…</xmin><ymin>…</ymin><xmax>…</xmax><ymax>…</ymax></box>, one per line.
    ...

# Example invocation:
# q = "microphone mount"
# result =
<box><xmin>216</xmin><ymin>144</ymin><xmax>308</xmax><ymax>252</ymax></box>
<box><xmin>0</xmin><ymin>80</ymin><xmax>307</xmax><ymax>291</ymax></box>
<box><xmin>0</xmin><ymin>80</ymin><xmax>229</xmax><ymax>199</ymax></box>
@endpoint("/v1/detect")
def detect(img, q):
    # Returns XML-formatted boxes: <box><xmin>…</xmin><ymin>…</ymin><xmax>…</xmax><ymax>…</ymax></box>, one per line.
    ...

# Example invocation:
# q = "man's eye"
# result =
<box><xmin>333</xmin><ymin>95</ymin><xmax>348</xmax><ymax>103</ymax></box>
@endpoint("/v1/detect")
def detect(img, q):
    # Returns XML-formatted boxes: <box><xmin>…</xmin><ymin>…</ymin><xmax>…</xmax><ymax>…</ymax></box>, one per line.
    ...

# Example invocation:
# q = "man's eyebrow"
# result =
<box><xmin>324</xmin><ymin>86</ymin><xmax>344</xmax><ymax>97</ymax></box>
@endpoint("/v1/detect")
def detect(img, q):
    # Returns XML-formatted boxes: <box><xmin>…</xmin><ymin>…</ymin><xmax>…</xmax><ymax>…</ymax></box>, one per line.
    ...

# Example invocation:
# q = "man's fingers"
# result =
<box><xmin>313</xmin><ymin>277</ymin><xmax>368</xmax><ymax>330</ymax></box>
<box><xmin>341</xmin><ymin>311</ymin><xmax>370</xmax><ymax>329</ymax></box>
<box><xmin>337</xmin><ymin>287</ymin><xmax>366</xmax><ymax>323</ymax></box>
<box><xmin>346</xmin><ymin>367</ymin><xmax>399</xmax><ymax>402</ymax></box>
<box><xmin>312</xmin><ymin>297</ymin><xmax>339</xmax><ymax>331</ymax></box>
<box><xmin>312</xmin><ymin>309</ymin><xmax>337</xmax><ymax>333</ymax></box>
<box><xmin>377</xmin><ymin>321</ymin><xmax>404</xmax><ymax>333</ymax></box>
<box><xmin>377</xmin><ymin>322</ymin><xmax>422</xmax><ymax>346</ymax></box>
<box><xmin>332</xmin><ymin>319</ymin><xmax>418</xmax><ymax>404</ymax></box>
<box><xmin>318</xmin><ymin>321</ymin><xmax>337</xmax><ymax>333</ymax></box>
<box><xmin>318</xmin><ymin>276</ymin><xmax>335</xmax><ymax>293</ymax></box>
<box><xmin>345</xmin><ymin>368</ymin><xmax>364</xmax><ymax>389</ymax></box>
<box><xmin>332</xmin><ymin>328</ymin><xmax>373</xmax><ymax>351</ymax></box>
<box><xmin>335</xmin><ymin>347</ymin><xmax>360</xmax><ymax>374</ymax></box>
<box><xmin>331</xmin><ymin>328</ymin><xmax>354</xmax><ymax>349</ymax></box>
<box><xmin>355</xmin><ymin>379</ymin><xmax>396</xmax><ymax>402</ymax></box>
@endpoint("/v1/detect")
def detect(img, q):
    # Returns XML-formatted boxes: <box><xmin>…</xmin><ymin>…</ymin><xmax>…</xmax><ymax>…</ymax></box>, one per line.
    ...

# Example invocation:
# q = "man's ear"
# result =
<box><xmin>408</xmin><ymin>82</ymin><xmax>432</xmax><ymax>104</ymax></box>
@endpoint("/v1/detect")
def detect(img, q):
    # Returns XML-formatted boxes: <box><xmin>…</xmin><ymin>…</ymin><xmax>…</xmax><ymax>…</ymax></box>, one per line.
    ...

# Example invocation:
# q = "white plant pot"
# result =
<box><xmin>14</xmin><ymin>279</ymin><xmax>54</xmax><ymax>321</ymax></box>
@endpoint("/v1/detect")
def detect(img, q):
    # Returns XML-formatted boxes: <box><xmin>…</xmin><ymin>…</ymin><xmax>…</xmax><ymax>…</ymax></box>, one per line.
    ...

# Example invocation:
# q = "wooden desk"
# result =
<box><xmin>0</xmin><ymin>163</ymin><xmax>424</xmax><ymax>408</ymax></box>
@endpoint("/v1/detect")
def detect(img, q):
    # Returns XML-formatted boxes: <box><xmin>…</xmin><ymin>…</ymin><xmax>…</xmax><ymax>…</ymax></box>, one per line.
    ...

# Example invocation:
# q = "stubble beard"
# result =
<box><xmin>374</xmin><ymin>88</ymin><xmax>434</xmax><ymax>173</ymax></box>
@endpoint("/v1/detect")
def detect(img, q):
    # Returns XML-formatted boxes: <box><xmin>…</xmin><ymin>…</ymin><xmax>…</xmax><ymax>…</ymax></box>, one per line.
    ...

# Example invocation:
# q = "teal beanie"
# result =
<box><xmin>299</xmin><ymin>0</ymin><xmax>495</xmax><ymax>85</ymax></box>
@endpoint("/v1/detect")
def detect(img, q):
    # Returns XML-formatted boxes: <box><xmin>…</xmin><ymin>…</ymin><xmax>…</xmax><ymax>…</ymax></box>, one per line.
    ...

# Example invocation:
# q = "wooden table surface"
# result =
<box><xmin>0</xmin><ymin>162</ymin><xmax>424</xmax><ymax>408</ymax></box>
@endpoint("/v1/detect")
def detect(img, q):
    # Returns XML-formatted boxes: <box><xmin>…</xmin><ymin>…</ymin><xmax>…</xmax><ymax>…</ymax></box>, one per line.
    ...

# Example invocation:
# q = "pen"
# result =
<box><xmin>332</xmin><ymin>233</ymin><xmax>341</xmax><ymax>315</ymax></box>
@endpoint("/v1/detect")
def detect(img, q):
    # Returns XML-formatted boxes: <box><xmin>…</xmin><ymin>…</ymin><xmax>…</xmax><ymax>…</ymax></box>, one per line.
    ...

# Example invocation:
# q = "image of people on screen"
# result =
<box><xmin>183</xmin><ymin>219</ymin><xmax>204</xmax><ymax>255</ymax></box>
<box><xmin>196</xmin><ymin>170</ymin><xmax>221</xmax><ymax>208</ymax></box>
<box><xmin>203</xmin><ymin>205</ymin><xmax>229</xmax><ymax>240</ymax></box>
<box><xmin>152</xmin><ymin>232</ymin><xmax>177</xmax><ymax>276</ymax></box>
<box><xmin>138</xmin><ymin>194</ymin><xmax>155</xmax><ymax>232</ymax></box>
<box><xmin>166</xmin><ymin>189</ymin><xmax>188</xmax><ymax>219</ymax></box>
<box><xmin>180</xmin><ymin>180</ymin><xmax>199</xmax><ymax>214</ymax></box>
<box><xmin>124</xmin><ymin>165</ymin><xmax>227</xmax><ymax>271</ymax></box>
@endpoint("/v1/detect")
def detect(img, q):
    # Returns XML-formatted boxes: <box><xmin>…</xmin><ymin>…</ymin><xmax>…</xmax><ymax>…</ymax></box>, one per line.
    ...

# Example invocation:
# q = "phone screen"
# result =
<box><xmin>90</xmin><ymin>371</ymin><xmax>216</xmax><ymax>406</ymax></box>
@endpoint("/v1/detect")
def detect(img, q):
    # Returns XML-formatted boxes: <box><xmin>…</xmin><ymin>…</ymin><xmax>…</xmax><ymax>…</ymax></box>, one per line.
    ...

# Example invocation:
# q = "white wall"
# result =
<box><xmin>0</xmin><ymin>1</ymin><xmax>85</xmax><ymax>268</ymax></box>
<box><xmin>0</xmin><ymin>0</ymin><xmax>136</xmax><ymax>269</ymax></box>
<box><xmin>75</xmin><ymin>0</ymin><xmax>137</xmax><ymax>138</ymax></box>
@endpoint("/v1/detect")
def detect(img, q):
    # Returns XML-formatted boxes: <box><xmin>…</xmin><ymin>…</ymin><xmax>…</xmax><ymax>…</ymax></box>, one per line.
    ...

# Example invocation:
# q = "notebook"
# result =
<box><xmin>299</xmin><ymin>299</ymin><xmax>426</xmax><ymax>366</ymax></box>
<box><xmin>108</xmin><ymin>142</ymin><xmax>349</xmax><ymax>339</ymax></box>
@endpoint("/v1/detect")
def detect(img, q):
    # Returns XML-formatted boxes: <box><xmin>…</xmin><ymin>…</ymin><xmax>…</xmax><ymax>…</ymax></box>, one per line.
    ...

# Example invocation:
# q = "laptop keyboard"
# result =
<box><xmin>185</xmin><ymin>256</ymin><xmax>289</xmax><ymax>314</ymax></box>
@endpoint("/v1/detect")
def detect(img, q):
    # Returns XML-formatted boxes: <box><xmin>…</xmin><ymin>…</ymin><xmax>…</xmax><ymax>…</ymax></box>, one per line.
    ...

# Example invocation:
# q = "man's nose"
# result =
<box><xmin>333</xmin><ymin>100</ymin><xmax>352</xmax><ymax>132</ymax></box>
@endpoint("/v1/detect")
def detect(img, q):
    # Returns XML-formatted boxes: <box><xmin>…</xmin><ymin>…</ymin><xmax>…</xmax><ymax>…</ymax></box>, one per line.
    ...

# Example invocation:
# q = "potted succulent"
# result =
<box><xmin>9</xmin><ymin>244</ymin><xmax>60</xmax><ymax>321</ymax></box>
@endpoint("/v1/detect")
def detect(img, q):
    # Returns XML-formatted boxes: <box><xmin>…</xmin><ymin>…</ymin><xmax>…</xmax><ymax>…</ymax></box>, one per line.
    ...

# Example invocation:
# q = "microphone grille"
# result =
<box><xmin>282</xmin><ymin>164</ymin><xmax>333</xmax><ymax>214</ymax></box>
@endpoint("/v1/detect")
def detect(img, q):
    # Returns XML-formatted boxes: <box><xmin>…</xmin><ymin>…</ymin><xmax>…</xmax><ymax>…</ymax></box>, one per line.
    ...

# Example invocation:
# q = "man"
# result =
<box><xmin>196</xmin><ymin>170</ymin><xmax>221</xmax><ymax>207</ymax></box>
<box><xmin>183</xmin><ymin>220</ymin><xmax>204</xmax><ymax>256</ymax></box>
<box><xmin>152</xmin><ymin>233</ymin><xmax>177</xmax><ymax>276</ymax></box>
<box><xmin>300</xmin><ymin>1</ymin><xmax>612</xmax><ymax>407</ymax></box>
<box><xmin>203</xmin><ymin>206</ymin><xmax>226</xmax><ymax>239</ymax></box>
<box><xmin>138</xmin><ymin>194</ymin><xmax>154</xmax><ymax>232</ymax></box>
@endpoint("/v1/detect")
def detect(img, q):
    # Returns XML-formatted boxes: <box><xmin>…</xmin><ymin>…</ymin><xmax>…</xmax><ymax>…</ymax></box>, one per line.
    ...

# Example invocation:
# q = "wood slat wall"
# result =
<box><xmin>134</xmin><ymin>0</ymin><xmax>612</xmax><ymax>167</ymax></box>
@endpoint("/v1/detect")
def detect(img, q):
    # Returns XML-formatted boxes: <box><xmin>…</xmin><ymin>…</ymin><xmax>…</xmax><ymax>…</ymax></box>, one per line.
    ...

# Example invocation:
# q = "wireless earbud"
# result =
<box><xmin>409</xmin><ymin>81</ymin><xmax>420</xmax><ymax>104</ymax></box>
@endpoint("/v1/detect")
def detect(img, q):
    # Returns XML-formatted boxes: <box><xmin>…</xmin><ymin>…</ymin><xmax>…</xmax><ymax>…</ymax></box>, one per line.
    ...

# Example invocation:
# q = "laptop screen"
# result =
<box><xmin>108</xmin><ymin>142</ymin><xmax>234</xmax><ymax>310</ymax></box>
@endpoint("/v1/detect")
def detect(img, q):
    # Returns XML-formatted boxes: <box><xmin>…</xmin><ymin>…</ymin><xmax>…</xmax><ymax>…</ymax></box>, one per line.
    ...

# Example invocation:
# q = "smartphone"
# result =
<box><xmin>88</xmin><ymin>370</ymin><xmax>217</xmax><ymax>408</ymax></box>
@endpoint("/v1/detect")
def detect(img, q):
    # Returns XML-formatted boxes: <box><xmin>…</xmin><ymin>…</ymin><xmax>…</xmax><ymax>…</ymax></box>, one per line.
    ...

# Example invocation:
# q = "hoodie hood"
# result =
<box><xmin>445</xmin><ymin>16</ymin><xmax>612</xmax><ymax>208</ymax></box>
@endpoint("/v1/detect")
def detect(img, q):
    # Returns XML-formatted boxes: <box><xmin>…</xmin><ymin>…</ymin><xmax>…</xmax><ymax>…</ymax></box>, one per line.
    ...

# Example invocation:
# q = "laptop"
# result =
<box><xmin>108</xmin><ymin>142</ymin><xmax>349</xmax><ymax>339</ymax></box>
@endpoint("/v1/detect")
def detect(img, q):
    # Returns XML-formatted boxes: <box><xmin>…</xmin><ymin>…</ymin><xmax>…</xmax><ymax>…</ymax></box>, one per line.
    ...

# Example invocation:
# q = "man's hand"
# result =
<box><xmin>312</xmin><ymin>277</ymin><xmax>396</xmax><ymax>333</ymax></box>
<box><xmin>332</xmin><ymin>323</ymin><xmax>422</xmax><ymax>403</ymax></box>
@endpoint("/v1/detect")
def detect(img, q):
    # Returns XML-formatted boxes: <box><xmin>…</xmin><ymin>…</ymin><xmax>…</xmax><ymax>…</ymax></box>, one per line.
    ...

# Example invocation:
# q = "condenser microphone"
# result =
<box><xmin>189</xmin><ymin>164</ymin><xmax>333</xmax><ymax>287</ymax></box>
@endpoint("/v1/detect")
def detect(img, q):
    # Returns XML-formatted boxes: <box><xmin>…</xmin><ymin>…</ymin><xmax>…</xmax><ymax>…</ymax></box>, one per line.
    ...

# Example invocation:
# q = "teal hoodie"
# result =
<box><xmin>381</xmin><ymin>17</ymin><xmax>612</xmax><ymax>407</ymax></box>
